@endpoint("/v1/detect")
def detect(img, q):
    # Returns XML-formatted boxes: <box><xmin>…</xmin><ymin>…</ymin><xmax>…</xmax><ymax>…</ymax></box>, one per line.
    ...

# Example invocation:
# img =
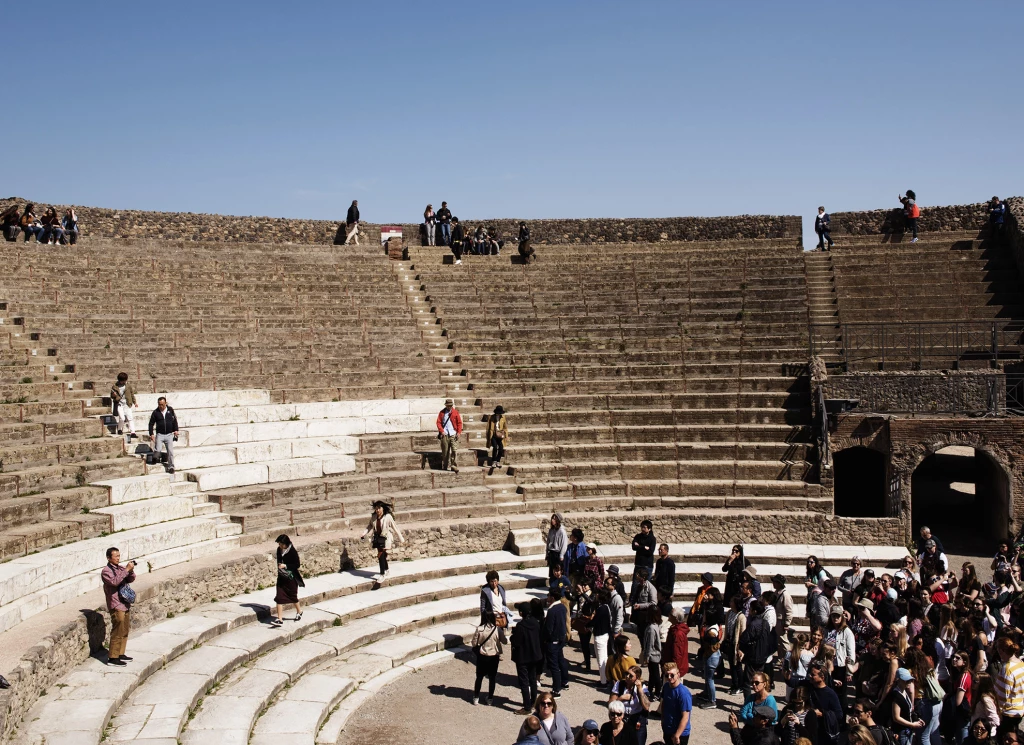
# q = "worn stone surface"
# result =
<box><xmin>825</xmin><ymin>371</ymin><xmax>1003</xmax><ymax>414</ymax></box>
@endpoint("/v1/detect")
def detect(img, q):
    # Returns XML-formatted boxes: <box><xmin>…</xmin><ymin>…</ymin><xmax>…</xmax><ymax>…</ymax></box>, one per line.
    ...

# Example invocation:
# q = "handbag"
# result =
<box><xmin>371</xmin><ymin>533</ymin><xmax>387</xmax><ymax>550</ymax></box>
<box><xmin>118</xmin><ymin>581</ymin><xmax>136</xmax><ymax>605</ymax></box>
<box><xmin>494</xmin><ymin>612</ymin><xmax>508</xmax><ymax>628</ymax></box>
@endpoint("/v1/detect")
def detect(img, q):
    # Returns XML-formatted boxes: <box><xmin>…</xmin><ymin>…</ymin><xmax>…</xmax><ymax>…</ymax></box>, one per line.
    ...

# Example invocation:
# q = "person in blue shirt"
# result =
<box><xmin>549</xmin><ymin>563</ymin><xmax>572</xmax><ymax>600</ymax></box>
<box><xmin>738</xmin><ymin>670</ymin><xmax>778</xmax><ymax>725</ymax></box>
<box><xmin>660</xmin><ymin>661</ymin><xmax>693</xmax><ymax>744</ymax></box>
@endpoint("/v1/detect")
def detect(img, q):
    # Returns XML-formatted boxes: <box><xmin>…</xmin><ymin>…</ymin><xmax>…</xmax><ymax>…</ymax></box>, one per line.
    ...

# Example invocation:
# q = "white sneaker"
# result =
<box><xmin>911</xmin><ymin>237</ymin><xmax>919</xmax><ymax>243</ymax></box>
<box><xmin>455</xmin><ymin>260</ymin><xmax>462</xmax><ymax>264</ymax></box>
<box><xmin>383</xmin><ymin>569</ymin><xmax>390</xmax><ymax>577</ymax></box>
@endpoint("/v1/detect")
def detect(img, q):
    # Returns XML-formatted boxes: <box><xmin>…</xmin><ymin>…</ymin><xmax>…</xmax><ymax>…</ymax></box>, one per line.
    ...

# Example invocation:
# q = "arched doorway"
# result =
<box><xmin>833</xmin><ymin>447</ymin><xmax>888</xmax><ymax>517</ymax></box>
<box><xmin>911</xmin><ymin>446</ymin><xmax>1011</xmax><ymax>553</ymax></box>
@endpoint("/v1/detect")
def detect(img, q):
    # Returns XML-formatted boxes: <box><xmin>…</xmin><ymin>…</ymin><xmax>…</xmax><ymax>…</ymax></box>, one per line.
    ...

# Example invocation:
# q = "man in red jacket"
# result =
<box><xmin>663</xmin><ymin>608</ymin><xmax>690</xmax><ymax>677</ymax></box>
<box><xmin>436</xmin><ymin>398</ymin><xmax>463</xmax><ymax>473</ymax></box>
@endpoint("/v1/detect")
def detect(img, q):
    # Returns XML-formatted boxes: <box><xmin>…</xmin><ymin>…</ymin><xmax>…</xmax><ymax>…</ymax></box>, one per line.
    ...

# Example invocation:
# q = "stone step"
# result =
<box><xmin>92</xmin><ymin>495</ymin><xmax>197</xmax><ymax>531</ymax></box>
<box><xmin>184</xmin><ymin>456</ymin><xmax>358</xmax><ymax>491</ymax></box>
<box><xmin>508</xmin><ymin>527</ymin><xmax>545</xmax><ymax>556</ymax></box>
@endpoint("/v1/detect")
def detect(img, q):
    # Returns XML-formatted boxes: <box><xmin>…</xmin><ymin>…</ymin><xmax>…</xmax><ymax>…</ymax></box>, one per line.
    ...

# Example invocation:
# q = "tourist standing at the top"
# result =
<box><xmin>423</xmin><ymin>204</ymin><xmax>436</xmax><ymax>246</ymax></box>
<box><xmin>344</xmin><ymin>199</ymin><xmax>360</xmax><ymax>245</ymax></box>
<box><xmin>632</xmin><ymin>519</ymin><xmax>656</xmax><ymax>586</ymax></box>
<box><xmin>437</xmin><ymin>201</ymin><xmax>452</xmax><ymax>246</ymax></box>
<box><xmin>990</xmin><ymin>196</ymin><xmax>1007</xmax><ymax>241</ymax></box>
<box><xmin>899</xmin><ymin>190</ymin><xmax>920</xmax><ymax>242</ymax></box>
<box><xmin>814</xmin><ymin>206</ymin><xmax>834</xmax><ymax>251</ymax></box>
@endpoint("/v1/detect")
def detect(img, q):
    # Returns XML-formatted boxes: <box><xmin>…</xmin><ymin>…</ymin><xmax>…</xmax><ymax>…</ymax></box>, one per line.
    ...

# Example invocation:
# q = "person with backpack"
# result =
<box><xmin>806</xmin><ymin>661</ymin><xmax>843</xmax><ymax>744</ymax></box>
<box><xmin>740</xmin><ymin>600</ymin><xmax>778</xmax><ymax>694</ymax></box>
<box><xmin>899</xmin><ymin>191</ymin><xmax>920</xmax><ymax>242</ymax></box>
<box><xmin>814</xmin><ymin>207</ymin><xmax>834</xmax><ymax>251</ymax></box>
<box><xmin>101</xmin><ymin>546</ymin><xmax>136</xmax><ymax>666</ymax></box>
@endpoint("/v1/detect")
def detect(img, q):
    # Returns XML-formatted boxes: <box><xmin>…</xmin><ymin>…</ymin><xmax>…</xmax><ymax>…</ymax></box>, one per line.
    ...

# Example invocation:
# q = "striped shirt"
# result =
<box><xmin>996</xmin><ymin>656</ymin><xmax>1024</xmax><ymax>716</ymax></box>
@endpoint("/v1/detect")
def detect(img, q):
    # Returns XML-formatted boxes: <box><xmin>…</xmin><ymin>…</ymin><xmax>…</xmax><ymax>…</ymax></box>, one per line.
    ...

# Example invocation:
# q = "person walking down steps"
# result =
<box><xmin>486</xmin><ymin>405</ymin><xmax>508</xmax><ymax>467</ymax></box>
<box><xmin>109</xmin><ymin>372</ymin><xmax>138</xmax><ymax>441</ymax></box>
<box><xmin>436</xmin><ymin>398</ymin><xmax>462</xmax><ymax>473</ymax></box>
<box><xmin>272</xmin><ymin>534</ymin><xmax>304</xmax><ymax>627</ymax></box>
<box><xmin>361</xmin><ymin>500</ymin><xmax>405</xmax><ymax>581</ymax></box>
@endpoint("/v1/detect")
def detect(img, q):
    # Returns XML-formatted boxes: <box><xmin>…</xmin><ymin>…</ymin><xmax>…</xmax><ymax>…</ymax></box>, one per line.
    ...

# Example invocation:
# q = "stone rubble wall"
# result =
<box><xmin>824</xmin><ymin>371</ymin><xmax>1004</xmax><ymax>414</ymax></box>
<box><xmin>1</xmin><ymin>197</ymin><xmax>800</xmax><ymax>246</ymax></box>
<box><xmin>1004</xmin><ymin>197</ymin><xmax>1024</xmax><ymax>281</ymax></box>
<box><xmin>829</xmin><ymin>199</ymin><xmax>1019</xmax><ymax>236</ymax></box>
<box><xmin>0</xmin><ymin>518</ymin><xmax>505</xmax><ymax>743</ymax></box>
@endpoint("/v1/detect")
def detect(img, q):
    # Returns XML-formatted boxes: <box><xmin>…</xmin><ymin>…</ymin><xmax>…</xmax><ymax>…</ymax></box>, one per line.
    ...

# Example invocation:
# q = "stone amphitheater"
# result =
<box><xmin>0</xmin><ymin>195</ymin><xmax>1021</xmax><ymax>744</ymax></box>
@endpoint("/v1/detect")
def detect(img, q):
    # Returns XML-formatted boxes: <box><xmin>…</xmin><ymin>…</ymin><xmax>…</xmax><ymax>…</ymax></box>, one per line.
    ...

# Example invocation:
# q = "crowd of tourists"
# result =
<box><xmin>1</xmin><ymin>203</ymin><xmax>80</xmax><ymax>244</ymax></box>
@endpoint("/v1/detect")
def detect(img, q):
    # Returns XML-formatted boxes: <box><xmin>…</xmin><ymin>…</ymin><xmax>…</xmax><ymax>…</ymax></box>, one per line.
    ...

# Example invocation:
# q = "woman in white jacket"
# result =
<box><xmin>823</xmin><ymin>605</ymin><xmax>856</xmax><ymax>699</ymax></box>
<box><xmin>361</xmin><ymin>500</ymin><xmax>404</xmax><ymax>580</ymax></box>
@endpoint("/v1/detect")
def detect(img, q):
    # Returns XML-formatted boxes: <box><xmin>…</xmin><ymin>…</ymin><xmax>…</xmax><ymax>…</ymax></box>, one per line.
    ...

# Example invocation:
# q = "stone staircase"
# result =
<box><xmin>803</xmin><ymin>250</ymin><xmax>843</xmax><ymax>366</ymax></box>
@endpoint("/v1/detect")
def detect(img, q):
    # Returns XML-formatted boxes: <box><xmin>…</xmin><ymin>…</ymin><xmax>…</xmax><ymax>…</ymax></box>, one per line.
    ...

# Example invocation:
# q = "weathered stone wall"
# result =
<box><xmin>829</xmin><ymin>200</ymin><xmax>1014</xmax><ymax>236</ymax></box>
<box><xmin>1004</xmin><ymin>197</ymin><xmax>1024</xmax><ymax>281</ymax></box>
<box><xmin>0</xmin><ymin>197</ymin><xmax>800</xmax><ymax>246</ymax></box>
<box><xmin>529</xmin><ymin>510</ymin><xmax>905</xmax><ymax>548</ymax></box>
<box><xmin>824</xmin><ymin>371</ymin><xmax>1004</xmax><ymax>414</ymax></box>
<box><xmin>0</xmin><ymin>518</ymin><xmax>506</xmax><ymax>743</ymax></box>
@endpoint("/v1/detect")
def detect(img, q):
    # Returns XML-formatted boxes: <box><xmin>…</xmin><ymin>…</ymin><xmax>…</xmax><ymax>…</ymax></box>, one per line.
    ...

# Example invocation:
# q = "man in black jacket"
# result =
<box><xmin>543</xmin><ymin>589</ymin><xmax>570</xmax><ymax>696</ymax></box>
<box><xmin>437</xmin><ymin>201</ymin><xmax>452</xmax><ymax>246</ymax></box>
<box><xmin>450</xmin><ymin>217</ymin><xmax>465</xmax><ymax>264</ymax></box>
<box><xmin>344</xmin><ymin>200</ymin><xmax>360</xmax><ymax>245</ymax></box>
<box><xmin>148</xmin><ymin>397</ymin><xmax>180</xmax><ymax>474</ymax></box>
<box><xmin>511</xmin><ymin>601</ymin><xmax>544</xmax><ymax>714</ymax></box>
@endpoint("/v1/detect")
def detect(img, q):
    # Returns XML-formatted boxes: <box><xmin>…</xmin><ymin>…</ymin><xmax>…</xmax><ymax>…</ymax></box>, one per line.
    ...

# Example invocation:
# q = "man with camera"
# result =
<box><xmin>436</xmin><ymin>398</ymin><xmax>462</xmax><ymax>473</ymax></box>
<box><xmin>101</xmin><ymin>547</ymin><xmax>136</xmax><ymax>666</ymax></box>
<box><xmin>148</xmin><ymin>396</ymin><xmax>180</xmax><ymax>474</ymax></box>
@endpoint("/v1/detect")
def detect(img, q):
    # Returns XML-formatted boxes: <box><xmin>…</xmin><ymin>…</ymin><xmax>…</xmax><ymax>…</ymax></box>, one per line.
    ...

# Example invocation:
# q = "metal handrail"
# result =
<box><xmin>809</xmin><ymin>320</ymin><xmax>1024</xmax><ymax>371</ymax></box>
<box><xmin>817</xmin><ymin>385</ymin><xmax>831</xmax><ymax>472</ymax></box>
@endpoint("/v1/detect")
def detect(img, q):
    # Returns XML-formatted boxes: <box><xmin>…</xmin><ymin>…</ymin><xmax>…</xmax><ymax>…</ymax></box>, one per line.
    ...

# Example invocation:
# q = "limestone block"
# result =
<box><xmin>94</xmin><ymin>474</ymin><xmax>173</xmax><ymax>505</ymax></box>
<box><xmin>173</xmin><ymin>447</ymin><xmax>238</xmax><ymax>471</ymax></box>
<box><xmin>359</xmin><ymin>664</ymin><xmax>411</xmax><ymax>692</ymax></box>
<box><xmin>419</xmin><ymin>414</ymin><xmax>438</xmax><ymax>431</ymax></box>
<box><xmin>408</xmin><ymin>397</ymin><xmax>447</xmax><ymax>415</ymax></box>
<box><xmin>254</xmin><ymin>639</ymin><xmax>336</xmax><ymax>678</ymax></box>
<box><xmin>285</xmin><ymin>673</ymin><xmax>355</xmax><ymax>704</ymax></box>
<box><xmin>360</xmin><ymin>634</ymin><xmax>439</xmax><ymax>666</ymax></box>
<box><xmin>405</xmin><ymin>646</ymin><xmax>468</xmax><ymax>671</ymax></box>
<box><xmin>266</xmin><ymin>458</ymin><xmax>325</xmax><ymax>483</ymax></box>
<box><xmin>364</xmin><ymin>414</ymin><xmax>420</xmax><ymax>434</ymax></box>
<box><xmin>235</xmin><ymin>420</ymin><xmax>306</xmax><ymax>442</ymax></box>
<box><xmin>93</xmin><ymin>496</ymin><xmax>195</xmax><ymax>531</ymax></box>
<box><xmin>219</xmin><ymin>668</ymin><xmax>288</xmax><ymax>700</ymax></box>
<box><xmin>0</xmin><ymin>556</ymin><xmax>54</xmax><ymax>606</ymax></box>
<box><xmin>180</xmin><ymin>425</ymin><xmax>239</xmax><ymax>448</ymax></box>
<box><xmin>137</xmin><ymin>390</ymin><xmax>270</xmax><ymax>411</ymax></box>
<box><xmin>291</xmin><ymin>436</ymin><xmax>360</xmax><ymax>458</ymax></box>
<box><xmin>250</xmin><ymin>700</ymin><xmax>329</xmax><ymax>737</ymax></box>
<box><xmin>23</xmin><ymin>697</ymin><xmax>117</xmax><ymax>736</ymax></box>
<box><xmin>234</xmin><ymin>440</ymin><xmax>293</xmax><ymax>464</ymax></box>
<box><xmin>176</xmin><ymin>407</ymin><xmax>250</xmax><ymax>427</ymax></box>
<box><xmin>316</xmin><ymin>688</ymin><xmax>373</xmax><ymax>743</ymax></box>
<box><xmin>242</xmin><ymin>403</ymin><xmax>298</xmax><ymax>423</ymax></box>
<box><xmin>362</xmin><ymin>399</ymin><xmax>411</xmax><ymax>417</ymax></box>
<box><xmin>321</xmin><ymin>455</ymin><xmax>356</xmax><ymax>475</ymax></box>
<box><xmin>306</xmin><ymin>418</ymin><xmax>366</xmax><ymax>437</ymax></box>
<box><xmin>188</xmin><ymin>463</ymin><xmax>269</xmax><ymax>491</ymax></box>
<box><xmin>293</xmin><ymin>401</ymin><xmax>362</xmax><ymax>418</ymax></box>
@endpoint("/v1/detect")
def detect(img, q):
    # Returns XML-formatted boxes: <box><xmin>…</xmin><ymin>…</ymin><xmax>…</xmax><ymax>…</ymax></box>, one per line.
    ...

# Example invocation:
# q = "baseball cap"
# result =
<box><xmin>754</xmin><ymin>705</ymin><xmax>775</xmax><ymax>719</ymax></box>
<box><xmin>897</xmin><ymin>668</ymin><xmax>913</xmax><ymax>682</ymax></box>
<box><xmin>829</xmin><ymin>605</ymin><xmax>844</xmax><ymax>616</ymax></box>
<box><xmin>582</xmin><ymin>719</ymin><xmax>600</xmax><ymax>732</ymax></box>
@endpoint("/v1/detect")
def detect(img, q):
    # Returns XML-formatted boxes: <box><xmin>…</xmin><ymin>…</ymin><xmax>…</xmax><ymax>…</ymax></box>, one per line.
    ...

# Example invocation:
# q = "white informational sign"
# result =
<box><xmin>380</xmin><ymin>226</ymin><xmax>402</xmax><ymax>245</ymax></box>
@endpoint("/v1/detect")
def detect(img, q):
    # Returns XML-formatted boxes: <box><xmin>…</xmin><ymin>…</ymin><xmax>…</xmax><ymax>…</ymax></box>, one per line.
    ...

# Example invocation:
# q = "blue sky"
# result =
<box><xmin>7</xmin><ymin>1</ymin><xmax>1021</xmax><ymax>244</ymax></box>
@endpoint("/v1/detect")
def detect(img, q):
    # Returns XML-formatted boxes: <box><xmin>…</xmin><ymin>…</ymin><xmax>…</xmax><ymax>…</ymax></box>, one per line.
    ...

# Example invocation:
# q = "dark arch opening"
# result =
<box><xmin>911</xmin><ymin>446</ymin><xmax>1011</xmax><ymax>554</ymax></box>
<box><xmin>834</xmin><ymin>446</ymin><xmax>887</xmax><ymax>517</ymax></box>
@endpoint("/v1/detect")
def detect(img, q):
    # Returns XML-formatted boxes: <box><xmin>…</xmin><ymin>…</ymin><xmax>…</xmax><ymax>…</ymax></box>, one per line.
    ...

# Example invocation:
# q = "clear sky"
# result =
<box><xmin>7</xmin><ymin>1</ymin><xmax>1021</xmax><ymax>245</ymax></box>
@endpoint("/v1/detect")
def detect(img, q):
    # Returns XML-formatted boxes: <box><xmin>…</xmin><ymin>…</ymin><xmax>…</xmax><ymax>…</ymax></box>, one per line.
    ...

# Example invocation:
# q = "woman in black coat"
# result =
<box><xmin>722</xmin><ymin>544</ymin><xmax>751</xmax><ymax>603</ymax></box>
<box><xmin>273</xmin><ymin>534</ymin><xmax>305</xmax><ymax>627</ymax></box>
<box><xmin>511</xmin><ymin>601</ymin><xmax>544</xmax><ymax>715</ymax></box>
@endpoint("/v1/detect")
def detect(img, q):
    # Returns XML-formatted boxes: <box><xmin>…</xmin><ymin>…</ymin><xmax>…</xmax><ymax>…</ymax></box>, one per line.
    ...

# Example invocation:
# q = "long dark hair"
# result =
<box><xmin>371</xmin><ymin>500</ymin><xmax>392</xmax><ymax>516</ymax></box>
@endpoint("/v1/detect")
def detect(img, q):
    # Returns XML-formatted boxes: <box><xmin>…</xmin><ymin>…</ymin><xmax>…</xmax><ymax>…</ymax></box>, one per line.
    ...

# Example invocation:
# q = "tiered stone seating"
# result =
<box><xmin>826</xmin><ymin>231</ymin><xmax>1024</xmax><ymax>368</ymax></box>
<box><xmin>18</xmin><ymin>543</ymin><xmax>904</xmax><ymax>745</ymax></box>
<box><xmin>406</xmin><ymin>242</ymin><xmax>822</xmax><ymax>513</ymax></box>
<box><xmin>0</xmin><ymin>239</ymin><xmax>459</xmax><ymax>564</ymax></box>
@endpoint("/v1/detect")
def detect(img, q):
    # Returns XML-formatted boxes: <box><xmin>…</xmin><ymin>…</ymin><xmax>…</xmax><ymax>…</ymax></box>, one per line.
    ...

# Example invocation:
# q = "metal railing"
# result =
<box><xmin>816</xmin><ymin>385</ymin><xmax>831</xmax><ymax>472</ymax></box>
<box><xmin>810</xmin><ymin>320</ymin><xmax>1024</xmax><ymax>371</ymax></box>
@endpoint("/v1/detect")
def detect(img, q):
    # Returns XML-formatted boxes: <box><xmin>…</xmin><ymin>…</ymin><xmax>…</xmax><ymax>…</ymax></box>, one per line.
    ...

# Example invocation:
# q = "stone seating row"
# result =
<box><xmin>18</xmin><ymin>543</ymin><xmax>903</xmax><ymax>745</ymax></box>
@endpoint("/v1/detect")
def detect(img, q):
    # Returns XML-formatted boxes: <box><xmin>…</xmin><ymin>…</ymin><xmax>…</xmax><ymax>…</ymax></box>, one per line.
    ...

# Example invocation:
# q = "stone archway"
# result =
<box><xmin>909</xmin><ymin>444</ymin><xmax>1012</xmax><ymax>552</ymax></box>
